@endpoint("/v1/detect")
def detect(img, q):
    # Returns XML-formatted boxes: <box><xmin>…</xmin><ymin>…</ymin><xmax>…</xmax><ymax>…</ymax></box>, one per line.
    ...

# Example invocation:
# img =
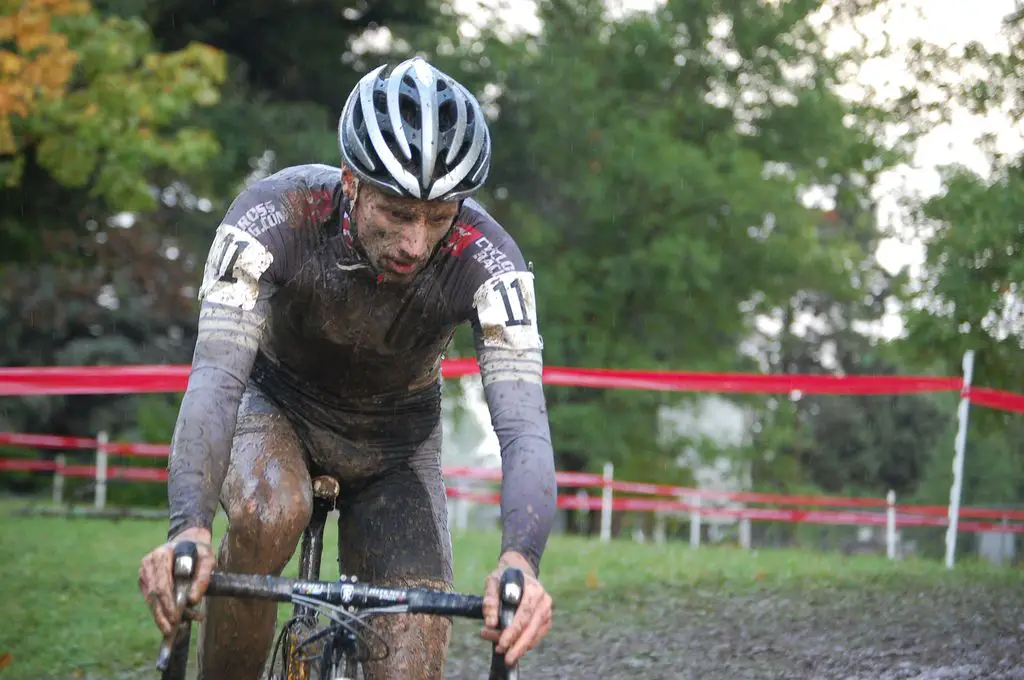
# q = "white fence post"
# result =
<box><xmin>886</xmin><ymin>489</ymin><xmax>897</xmax><ymax>560</ymax></box>
<box><xmin>600</xmin><ymin>462</ymin><xmax>613</xmax><ymax>543</ymax></box>
<box><xmin>94</xmin><ymin>430</ymin><xmax>109</xmax><ymax>510</ymax></box>
<box><xmin>689</xmin><ymin>494</ymin><xmax>702</xmax><ymax>549</ymax></box>
<box><xmin>945</xmin><ymin>349</ymin><xmax>975</xmax><ymax>569</ymax></box>
<box><xmin>654</xmin><ymin>512</ymin><xmax>667</xmax><ymax>545</ymax></box>
<box><xmin>739</xmin><ymin>514</ymin><xmax>751</xmax><ymax>550</ymax></box>
<box><xmin>52</xmin><ymin>454</ymin><xmax>66</xmax><ymax>505</ymax></box>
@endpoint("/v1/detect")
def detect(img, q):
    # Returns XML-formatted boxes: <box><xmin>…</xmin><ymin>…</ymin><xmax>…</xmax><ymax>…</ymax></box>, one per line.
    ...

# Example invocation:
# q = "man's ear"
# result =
<box><xmin>341</xmin><ymin>166</ymin><xmax>356</xmax><ymax>202</ymax></box>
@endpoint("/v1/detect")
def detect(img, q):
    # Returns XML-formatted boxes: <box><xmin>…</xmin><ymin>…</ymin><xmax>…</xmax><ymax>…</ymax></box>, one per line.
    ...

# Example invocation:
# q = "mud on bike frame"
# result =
<box><xmin>154</xmin><ymin>475</ymin><xmax>525</xmax><ymax>680</ymax></box>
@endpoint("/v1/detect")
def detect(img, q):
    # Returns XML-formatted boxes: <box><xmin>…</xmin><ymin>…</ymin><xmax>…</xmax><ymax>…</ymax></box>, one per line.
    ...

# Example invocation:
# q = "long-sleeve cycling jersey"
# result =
<box><xmin>166</xmin><ymin>164</ymin><xmax>557</xmax><ymax>573</ymax></box>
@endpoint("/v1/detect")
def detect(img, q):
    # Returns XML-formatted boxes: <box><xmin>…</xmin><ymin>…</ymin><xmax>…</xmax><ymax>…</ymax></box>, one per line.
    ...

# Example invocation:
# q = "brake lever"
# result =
<box><xmin>488</xmin><ymin>567</ymin><xmax>524</xmax><ymax>680</ymax></box>
<box><xmin>155</xmin><ymin>540</ymin><xmax>198</xmax><ymax>673</ymax></box>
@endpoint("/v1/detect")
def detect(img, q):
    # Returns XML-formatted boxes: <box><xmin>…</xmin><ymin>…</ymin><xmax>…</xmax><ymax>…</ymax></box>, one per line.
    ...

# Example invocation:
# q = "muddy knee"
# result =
<box><xmin>223</xmin><ymin>491</ymin><xmax>311</xmax><ymax>572</ymax></box>
<box><xmin>220</xmin><ymin>420</ymin><xmax>314</xmax><ymax>573</ymax></box>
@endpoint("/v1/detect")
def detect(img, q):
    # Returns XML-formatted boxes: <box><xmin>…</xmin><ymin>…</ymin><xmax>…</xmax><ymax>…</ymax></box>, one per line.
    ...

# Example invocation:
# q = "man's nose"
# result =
<box><xmin>397</xmin><ymin>223</ymin><xmax>430</xmax><ymax>259</ymax></box>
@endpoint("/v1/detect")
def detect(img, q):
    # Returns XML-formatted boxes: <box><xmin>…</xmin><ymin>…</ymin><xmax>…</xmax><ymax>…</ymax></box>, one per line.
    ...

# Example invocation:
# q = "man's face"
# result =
<box><xmin>343</xmin><ymin>168</ymin><xmax>459</xmax><ymax>283</ymax></box>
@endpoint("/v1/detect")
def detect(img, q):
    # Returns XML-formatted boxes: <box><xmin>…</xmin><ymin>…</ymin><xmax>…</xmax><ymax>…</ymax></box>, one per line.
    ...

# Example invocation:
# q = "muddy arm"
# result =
<box><xmin>167</xmin><ymin>299</ymin><xmax>270</xmax><ymax>538</ymax></box>
<box><xmin>166</xmin><ymin>214</ymin><xmax>280</xmax><ymax>538</ymax></box>
<box><xmin>471</xmin><ymin>269</ymin><xmax>557</xmax><ymax>575</ymax></box>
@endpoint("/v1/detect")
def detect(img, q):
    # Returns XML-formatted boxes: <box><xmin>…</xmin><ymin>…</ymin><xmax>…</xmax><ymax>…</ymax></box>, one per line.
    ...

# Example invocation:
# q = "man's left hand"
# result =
<box><xmin>480</xmin><ymin>551</ymin><xmax>553</xmax><ymax>665</ymax></box>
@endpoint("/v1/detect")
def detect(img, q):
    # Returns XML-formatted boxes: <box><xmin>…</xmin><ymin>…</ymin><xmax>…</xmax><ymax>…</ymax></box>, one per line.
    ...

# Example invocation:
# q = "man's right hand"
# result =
<box><xmin>138</xmin><ymin>527</ymin><xmax>216</xmax><ymax>636</ymax></box>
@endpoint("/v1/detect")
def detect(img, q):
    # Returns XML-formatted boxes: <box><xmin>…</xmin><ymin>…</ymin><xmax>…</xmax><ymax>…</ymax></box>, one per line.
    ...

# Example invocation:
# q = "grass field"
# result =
<box><xmin>1</xmin><ymin>498</ymin><xmax>1022</xmax><ymax>679</ymax></box>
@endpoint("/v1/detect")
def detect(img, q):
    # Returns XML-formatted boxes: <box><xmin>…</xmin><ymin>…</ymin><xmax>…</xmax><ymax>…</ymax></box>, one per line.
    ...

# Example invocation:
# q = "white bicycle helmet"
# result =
<box><xmin>338</xmin><ymin>56</ymin><xmax>491</xmax><ymax>202</ymax></box>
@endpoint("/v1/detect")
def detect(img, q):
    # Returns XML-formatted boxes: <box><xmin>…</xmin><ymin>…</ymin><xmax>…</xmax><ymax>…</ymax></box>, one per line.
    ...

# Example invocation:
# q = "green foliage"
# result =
<box><xmin>2</xmin><ymin>0</ymin><xmax>1022</xmax><ymax>510</ymax></box>
<box><xmin>894</xmin><ymin>7</ymin><xmax>1024</xmax><ymax>512</ymax></box>
<box><xmin>902</xmin><ymin>164</ymin><xmax>1024</xmax><ymax>390</ymax></box>
<box><xmin>896</xmin><ymin>6</ymin><xmax>1023</xmax><ymax>390</ymax></box>
<box><xmin>0</xmin><ymin>3</ymin><xmax>218</xmax><ymax>465</ymax></box>
<box><xmin>0</xmin><ymin>2</ymin><xmax>226</xmax><ymax>260</ymax></box>
<box><xmin>443</xmin><ymin>0</ymin><xmax>918</xmax><ymax>481</ymax></box>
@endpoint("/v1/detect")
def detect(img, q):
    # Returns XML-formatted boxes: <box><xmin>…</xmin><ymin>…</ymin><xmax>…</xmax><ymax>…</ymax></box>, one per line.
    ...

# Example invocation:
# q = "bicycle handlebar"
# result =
<box><xmin>205</xmin><ymin>571</ymin><xmax>488</xmax><ymax>618</ymax></box>
<box><xmin>156</xmin><ymin>541</ymin><xmax>525</xmax><ymax>679</ymax></box>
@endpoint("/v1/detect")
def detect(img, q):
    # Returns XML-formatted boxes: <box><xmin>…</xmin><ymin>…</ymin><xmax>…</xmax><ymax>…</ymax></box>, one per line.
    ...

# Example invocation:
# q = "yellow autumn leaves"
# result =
<box><xmin>0</xmin><ymin>0</ymin><xmax>226</xmax><ymax>209</ymax></box>
<box><xmin>0</xmin><ymin>0</ymin><xmax>89</xmax><ymax>154</ymax></box>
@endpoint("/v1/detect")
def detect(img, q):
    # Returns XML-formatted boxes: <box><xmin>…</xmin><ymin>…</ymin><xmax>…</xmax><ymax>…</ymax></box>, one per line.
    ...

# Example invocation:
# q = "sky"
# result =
<box><xmin>451</xmin><ymin>0</ymin><xmax>1023</xmax><ymax>341</ymax></box>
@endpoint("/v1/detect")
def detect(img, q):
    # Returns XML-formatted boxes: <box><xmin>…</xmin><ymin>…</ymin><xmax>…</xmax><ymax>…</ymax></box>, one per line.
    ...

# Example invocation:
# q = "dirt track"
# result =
<box><xmin>444</xmin><ymin>580</ymin><xmax>1024</xmax><ymax>679</ymax></box>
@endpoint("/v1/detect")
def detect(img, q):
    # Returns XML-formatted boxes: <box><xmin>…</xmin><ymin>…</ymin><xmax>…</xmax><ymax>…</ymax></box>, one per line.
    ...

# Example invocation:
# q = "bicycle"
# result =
<box><xmin>154</xmin><ymin>474</ymin><xmax>525</xmax><ymax>680</ymax></box>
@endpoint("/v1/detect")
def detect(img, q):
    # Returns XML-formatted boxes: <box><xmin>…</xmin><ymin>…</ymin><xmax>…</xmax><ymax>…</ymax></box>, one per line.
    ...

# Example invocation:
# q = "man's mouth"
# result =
<box><xmin>383</xmin><ymin>257</ymin><xmax>419</xmax><ymax>276</ymax></box>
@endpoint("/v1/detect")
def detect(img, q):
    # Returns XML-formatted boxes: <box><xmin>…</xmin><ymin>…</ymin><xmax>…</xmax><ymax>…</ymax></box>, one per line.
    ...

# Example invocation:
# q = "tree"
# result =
<box><xmin>0</xmin><ymin>0</ymin><xmax>225</xmax><ymax>498</ymax></box>
<box><xmin>0</xmin><ymin>0</ymin><xmax>450</xmax><ymax>501</ymax></box>
<box><xmin>897</xmin><ymin>6</ymin><xmax>1023</xmax><ymax>392</ymax></box>
<box><xmin>747</xmin><ymin>199</ymin><xmax>950</xmax><ymax>496</ymax></box>
<box><xmin>0</xmin><ymin>0</ymin><xmax>226</xmax><ymax>261</ymax></box>
<box><xmin>892</xmin><ymin>7</ymin><xmax>1024</xmax><ymax>522</ymax></box>
<box><xmin>93</xmin><ymin>0</ymin><xmax>455</xmax><ymax>202</ymax></box>
<box><xmin>444</xmin><ymin>0</ymin><xmax>912</xmax><ymax>487</ymax></box>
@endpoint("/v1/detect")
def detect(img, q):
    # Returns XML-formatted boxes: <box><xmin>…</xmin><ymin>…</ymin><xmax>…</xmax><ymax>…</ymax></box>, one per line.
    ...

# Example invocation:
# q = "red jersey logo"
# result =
<box><xmin>444</xmin><ymin>222</ymin><xmax>483</xmax><ymax>256</ymax></box>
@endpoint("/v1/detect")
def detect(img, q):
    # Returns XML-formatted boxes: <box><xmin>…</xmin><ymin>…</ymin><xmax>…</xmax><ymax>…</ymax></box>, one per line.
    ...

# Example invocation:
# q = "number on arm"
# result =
<box><xmin>493</xmin><ymin>278</ymin><xmax>532</xmax><ymax>327</ymax></box>
<box><xmin>214</xmin><ymin>236</ymin><xmax>250</xmax><ymax>284</ymax></box>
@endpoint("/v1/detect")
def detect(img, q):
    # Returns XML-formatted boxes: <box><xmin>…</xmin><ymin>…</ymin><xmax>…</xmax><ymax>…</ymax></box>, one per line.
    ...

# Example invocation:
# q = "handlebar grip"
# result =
<box><xmin>489</xmin><ymin>567</ymin><xmax>525</xmax><ymax>680</ymax></box>
<box><xmin>172</xmin><ymin>540</ymin><xmax>198</xmax><ymax>580</ymax></box>
<box><xmin>155</xmin><ymin>540</ymin><xmax>200</xmax><ymax>675</ymax></box>
<box><xmin>498</xmin><ymin>567</ymin><xmax>524</xmax><ymax>628</ymax></box>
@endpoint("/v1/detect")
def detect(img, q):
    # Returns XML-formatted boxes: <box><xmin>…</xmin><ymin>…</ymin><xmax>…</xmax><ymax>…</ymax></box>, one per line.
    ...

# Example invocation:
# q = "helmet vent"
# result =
<box><xmin>399</xmin><ymin>94</ymin><xmax>420</xmax><ymax>130</ymax></box>
<box><xmin>438</xmin><ymin>100</ymin><xmax>457</xmax><ymax>131</ymax></box>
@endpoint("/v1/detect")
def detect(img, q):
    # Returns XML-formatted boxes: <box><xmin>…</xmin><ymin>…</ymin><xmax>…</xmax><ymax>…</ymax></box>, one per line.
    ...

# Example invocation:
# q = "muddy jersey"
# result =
<box><xmin>167</xmin><ymin>164</ymin><xmax>557</xmax><ymax>572</ymax></box>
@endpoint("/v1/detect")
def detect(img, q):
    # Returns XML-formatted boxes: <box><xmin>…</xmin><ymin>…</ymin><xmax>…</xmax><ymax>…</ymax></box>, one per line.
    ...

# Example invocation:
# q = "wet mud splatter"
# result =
<box><xmin>85</xmin><ymin>570</ymin><xmax>1024</xmax><ymax>680</ymax></box>
<box><xmin>445</xmin><ymin>580</ymin><xmax>1024</xmax><ymax>680</ymax></box>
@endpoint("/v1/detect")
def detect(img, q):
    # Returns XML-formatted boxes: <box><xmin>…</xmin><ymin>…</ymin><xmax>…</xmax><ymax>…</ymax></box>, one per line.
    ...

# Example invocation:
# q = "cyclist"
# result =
<box><xmin>137</xmin><ymin>56</ymin><xmax>557</xmax><ymax>680</ymax></box>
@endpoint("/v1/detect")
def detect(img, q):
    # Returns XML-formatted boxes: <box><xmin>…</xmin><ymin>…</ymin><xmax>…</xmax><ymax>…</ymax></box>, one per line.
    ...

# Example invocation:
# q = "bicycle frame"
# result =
<box><xmin>287</xmin><ymin>475</ymin><xmax>349</xmax><ymax>679</ymax></box>
<box><xmin>157</xmin><ymin>475</ymin><xmax>522</xmax><ymax>679</ymax></box>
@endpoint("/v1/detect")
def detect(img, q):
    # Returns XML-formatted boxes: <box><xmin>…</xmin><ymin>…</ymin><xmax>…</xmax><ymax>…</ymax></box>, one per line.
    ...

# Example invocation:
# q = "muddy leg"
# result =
<box><xmin>336</xmin><ymin>424</ymin><xmax>454</xmax><ymax>680</ymax></box>
<box><xmin>361</xmin><ymin>578</ymin><xmax>453</xmax><ymax>680</ymax></box>
<box><xmin>197</xmin><ymin>391</ymin><xmax>313</xmax><ymax>680</ymax></box>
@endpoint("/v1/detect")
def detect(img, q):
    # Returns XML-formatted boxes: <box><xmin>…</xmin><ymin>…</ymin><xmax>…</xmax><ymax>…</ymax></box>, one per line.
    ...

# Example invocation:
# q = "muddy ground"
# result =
<box><xmin>444</xmin><ymin>581</ymin><xmax>1024</xmax><ymax>680</ymax></box>
<box><xmin>56</xmin><ymin>573</ymin><xmax>1024</xmax><ymax>680</ymax></box>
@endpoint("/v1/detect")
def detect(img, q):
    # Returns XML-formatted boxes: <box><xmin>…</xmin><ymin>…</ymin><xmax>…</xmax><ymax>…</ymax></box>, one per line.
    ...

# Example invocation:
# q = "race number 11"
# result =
<box><xmin>493</xmin><ymin>277</ymin><xmax>532</xmax><ymax>327</ymax></box>
<box><xmin>214</xmin><ymin>236</ymin><xmax>250</xmax><ymax>284</ymax></box>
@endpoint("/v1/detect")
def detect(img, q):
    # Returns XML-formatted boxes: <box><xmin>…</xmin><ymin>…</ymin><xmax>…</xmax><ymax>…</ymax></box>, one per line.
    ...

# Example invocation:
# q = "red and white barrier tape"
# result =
<box><xmin>4</xmin><ymin>363</ymin><xmax>1024</xmax><ymax>411</ymax></box>
<box><xmin>4</xmin><ymin>452</ymin><xmax>1024</xmax><ymax>523</ymax></box>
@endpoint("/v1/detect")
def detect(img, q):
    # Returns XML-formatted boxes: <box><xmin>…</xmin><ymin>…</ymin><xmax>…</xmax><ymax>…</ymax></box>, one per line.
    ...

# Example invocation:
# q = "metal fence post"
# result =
<box><xmin>94</xmin><ymin>430</ymin><xmax>109</xmax><ymax>510</ymax></box>
<box><xmin>52</xmin><ymin>454</ymin><xmax>66</xmax><ymax>505</ymax></box>
<box><xmin>739</xmin><ymin>513</ymin><xmax>751</xmax><ymax>550</ymax></box>
<box><xmin>600</xmin><ymin>462</ymin><xmax>613</xmax><ymax>543</ymax></box>
<box><xmin>690</xmin><ymin>494</ymin><xmax>702</xmax><ymax>549</ymax></box>
<box><xmin>945</xmin><ymin>350</ymin><xmax>975</xmax><ymax>569</ymax></box>
<box><xmin>886</xmin><ymin>489</ymin><xmax>897</xmax><ymax>560</ymax></box>
<box><xmin>654</xmin><ymin>511</ymin><xmax>667</xmax><ymax>545</ymax></box>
